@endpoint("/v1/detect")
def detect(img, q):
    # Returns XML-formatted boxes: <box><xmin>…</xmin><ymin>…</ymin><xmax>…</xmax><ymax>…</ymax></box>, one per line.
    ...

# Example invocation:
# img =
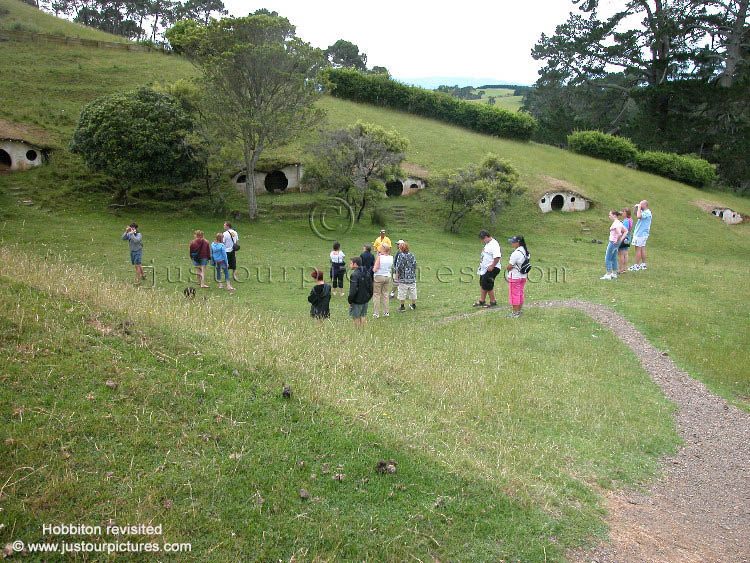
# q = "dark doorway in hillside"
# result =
<box><xmin>236</xmin><ymin>174</ymin><xmax>247</xmax><ymax>184</ymax></box>
<box><xmin>264</xmin><ymin>170</ymin><xmax>288</xmax><ymax>192</ymax></box>
<box><xmin>386</xmin><ymin>180</ymin><xmax>403</xmax><ymax>197</ymax></box>
<box><xmin>551</xmin><ymin>194</ymin><xmax>564</xmax><ymax>210</ymax></box>
<box><xmin>0</xmin><ymin>149</ymin><xmax>11</xmax><ymax>170</ymax></box>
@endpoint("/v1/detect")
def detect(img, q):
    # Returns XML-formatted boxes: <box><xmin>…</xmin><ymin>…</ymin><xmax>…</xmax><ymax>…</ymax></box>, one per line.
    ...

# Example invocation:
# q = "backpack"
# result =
<box><xmin>518</xmin><ymin>248</ymin><xmax>532</xmax><ymax>275</ymax></box>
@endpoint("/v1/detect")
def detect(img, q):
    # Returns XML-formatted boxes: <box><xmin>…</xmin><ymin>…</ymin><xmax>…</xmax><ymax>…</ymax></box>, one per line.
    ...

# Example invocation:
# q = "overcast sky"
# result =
<box><xmin>223</xmin><ymin>0</ymin><xmax>582</xmax><ymax>85</ymax></box>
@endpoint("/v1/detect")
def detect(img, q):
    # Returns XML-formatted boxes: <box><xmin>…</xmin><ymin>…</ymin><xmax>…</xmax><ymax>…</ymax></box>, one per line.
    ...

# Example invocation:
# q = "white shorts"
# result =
<box><xmin>632</xmin><ymin>235</ymin><xmax>649</xmax><ymax>247</ymax></box>
<box><xmin>397</xmin><ymin>283</ymin><xmax>417</xmax><ymax>301</ymax></box>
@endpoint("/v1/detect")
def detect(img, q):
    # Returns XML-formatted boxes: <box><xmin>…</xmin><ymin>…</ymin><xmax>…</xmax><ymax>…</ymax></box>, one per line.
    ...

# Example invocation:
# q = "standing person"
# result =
<box><xmin>629</xmin><ymin>200</ymin><xmax>652</xmax><ymax>271</ymax></box>
<box><xmin>189</xmin><ymin>230</ymin><xmax>211</xmax><ymax>288</ymax></box>
<box><xmin>121</xmin><ymin>222</ymin><xmax>145</xmax><ymax>285</ymax></box>
<box><xmin>394</xmin><ymin>241</ymin><xmax>417</xmax><ymax>311</ymax></box>
<box><xmin>222</xmin><ymin>222</ymin><xmax>240</xmax><ymax>282</ymax></box>
<box><xmin>372</xmin><ymin>243</ymin><xmax>393</xmax><ymax>318</ymax></box>
<box><xmin>601</xmin><ymin>211</ymin><xmax>627</xmax><ymax>280</ymax></box>
<box><xmin>360</xmin><ymin>244</ymin><xmax>375</xmax><ymax>278</ymax></box>
<box><xmin>308</xmin><ymin>270</ymin><xmax>331</xmax><ymax>321</ymax></box>
<box><xmin>505</xmin><ymin>236</ymin><xmax>529</xmax><ymax>318</ymax></box>
<box><xmin>329</xmin><ymin>241</ymin><xmax>346</xmax><ymax>297</ymax></box>
<box><xmin>372</xmin><ymin>229</ymin><xmax>391</xmax><ymax>254</ymax></box>
<box><xmin>348</xmin><ymin>257</ymin><xmax>373</xmax><ymax>328</ymax></box>
<box><xmin>474</xmin><ymin>230</ymin><xmax>501</xmax><ymax>308</ymax></box>
<box><xmin>390</xmin><ymin>239</ymin><xmax>404</xmax><ymax>298</ymax></box>
<box><xmin>211</xmin><ymin>233</ymin><xmax>235</xmax><ymax>291</ymax></box>
<box><xmin>617</xmin><ymin>208</ymin><xmax>633</xmax><ymax>274</ymax></box>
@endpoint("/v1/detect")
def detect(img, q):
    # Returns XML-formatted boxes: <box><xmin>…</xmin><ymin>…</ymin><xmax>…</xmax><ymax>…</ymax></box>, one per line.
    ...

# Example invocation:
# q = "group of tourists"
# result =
<box><xmin>122</xmin><ymin>202</ymin><xmax>654</xmax><ymax>322</ymax></box>
<box><xmin>601</xmin><ymin>200</ymin><xmax>653</xmax><ymax>280</ymax></box>
<box><xmin>308</xmin><ymin>229</ymin><xmax>419</xmax><ymax>325</ymax></box>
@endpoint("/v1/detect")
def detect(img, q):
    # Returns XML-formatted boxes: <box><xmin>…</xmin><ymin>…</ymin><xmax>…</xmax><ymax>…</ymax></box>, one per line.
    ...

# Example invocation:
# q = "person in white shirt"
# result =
<box><xmin>505</xmin><ymin>235</ymin><xmax>529</xmax><ymax>318</ymax></box>
<box><xmin>629</xmin><ymin>200</ymin><xmax>653</xmax><ymax>271</ymax></box>
<box><xmin>601</xmin><ymin>211</ymin><xmax>627</xmax><ymax>280</ymax></box>
<box><xmin>223</xmin><ymin>221</ymin><xmax>240</xmax><ymax>282</ymax></box>
<box><xmin>473</xmin><ymin>229</ymin><xmax>501</xmax><ymax>308</ymax></box>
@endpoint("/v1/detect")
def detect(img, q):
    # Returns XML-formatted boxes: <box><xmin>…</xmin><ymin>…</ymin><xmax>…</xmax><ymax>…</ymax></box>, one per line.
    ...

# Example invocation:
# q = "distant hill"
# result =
<box><xmin>395</xmin><ymin>76</ymin><xmax>527</xmax><ymax>90</ymax></box>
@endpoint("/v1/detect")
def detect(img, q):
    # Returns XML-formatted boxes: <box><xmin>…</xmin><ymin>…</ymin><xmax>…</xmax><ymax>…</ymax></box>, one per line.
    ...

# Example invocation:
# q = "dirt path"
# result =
<box><xmin>440</xmin><ymin>300</ymin><xmax>750</xmax><ymax>562</ymax></box>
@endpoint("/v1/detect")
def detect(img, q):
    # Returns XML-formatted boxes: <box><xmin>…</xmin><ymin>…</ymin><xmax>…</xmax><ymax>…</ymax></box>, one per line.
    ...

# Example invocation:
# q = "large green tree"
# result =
<box><xmin>70</xmin><ymin>87</ymin><xmax>198</xmax><ymax>201</ymax></box>
<box><xmin>303</xmin><ymin>122</ymin><xmax>408</xmax><ymax>222</ymax></box>
<box><xmin>167</xmin><ymin>14</ymin><xmax>327</xmax><ymax>218</ymax></box>
<box><xmin>325</xmin><ymin>39</ymin><xmax>368</xmax><ymax>71</ymax></box>
<box><xmin>432</xmin><ymin>154</ymin><xmax>520</xmax><ymax>233</ymax></box>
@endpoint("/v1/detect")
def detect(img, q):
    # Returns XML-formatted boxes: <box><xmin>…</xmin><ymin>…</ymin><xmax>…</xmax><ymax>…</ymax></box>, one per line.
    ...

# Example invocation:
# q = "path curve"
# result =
<box><xmin>441</xmin><ymin>300</ymin><xmax>750</xmax><ymax>562</ymax></box>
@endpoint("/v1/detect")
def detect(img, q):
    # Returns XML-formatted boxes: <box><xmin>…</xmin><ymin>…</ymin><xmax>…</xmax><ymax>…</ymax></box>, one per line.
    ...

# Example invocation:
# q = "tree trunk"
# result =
<box><xmin>356</xmin><ymin>196</ymin><xmax>366</xmax><ymax>222</ymax></box>
<box><xmin>718</xmin><ymin>0</ymin><xmax>748</xmax><ymax>87</ymax></box>
<box><xmin>242</xmin><ymin>137</ymin><xmax>260</xmax><ymax>220</ymax></box>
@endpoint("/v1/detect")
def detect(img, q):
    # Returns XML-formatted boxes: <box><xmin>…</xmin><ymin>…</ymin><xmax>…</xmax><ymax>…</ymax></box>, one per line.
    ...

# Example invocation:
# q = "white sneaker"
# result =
<box><xmin>611</xmin><ymin>273</ymin><xmax>618</xmax><ymax>279</ymax></box>
<box><xmin>372</xmin><ymin>313</ymin><xmax>379</xmax><ymax>319</ymax></box>
<box><xmin>640</xmin><ymin>264</ymin><xmax>647</xmax><ymax>270</ymax></box>
<box><xmin>600</xmin><ymin>273</ymin><xmax>612</xmax><ymax>280</ymax></box>
<box><xmin>384</xmin><ymin>313</ymin><xmax>390</xmax><ymax>317</ymax></box>
<box><xmin>628</xmin><ymin>264</ymin><xmax>640</xmax><ymax>271</ymax></box>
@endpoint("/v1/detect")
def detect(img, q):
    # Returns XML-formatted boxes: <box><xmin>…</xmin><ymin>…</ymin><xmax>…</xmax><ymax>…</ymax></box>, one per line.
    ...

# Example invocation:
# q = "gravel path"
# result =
<box><xmin>441</xmin><ymin>300</ymin><xmax>750</xmax><ymax>562</ymax></box>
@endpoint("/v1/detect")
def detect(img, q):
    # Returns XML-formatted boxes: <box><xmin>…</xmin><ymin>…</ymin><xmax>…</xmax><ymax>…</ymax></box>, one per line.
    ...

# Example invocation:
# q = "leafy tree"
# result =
<box><xmin>70</xmin><ymin>87</ymin><xmax>198</xmax><ymax>201</ymax></box>
<box><xmin>304</xmin><ymin>122</ymin><xmax>408</xmax><ymax>222</ymax></box>
<box><xmin>369</xmin><ymin>65</ymin><xmax>390</xmax><ymax>77</ymax></box>
<box><xmin>166</xmin><ymin>14</ymin><xmax>327</xmax><ymax>218</ymax></box>
<box><xmin>178</xmin><ymin>0</ymin><xmax>226</xmax><ymax>24</ymax></box>
<box><xmin>325</xmin><ymin>39</ymin><xmax>368</xmax><ymax>71</ymax></box>
<box><xmin>432</xmin><ymin>154</ymin><xmax>520</xmax><ymax>233</ymax></box>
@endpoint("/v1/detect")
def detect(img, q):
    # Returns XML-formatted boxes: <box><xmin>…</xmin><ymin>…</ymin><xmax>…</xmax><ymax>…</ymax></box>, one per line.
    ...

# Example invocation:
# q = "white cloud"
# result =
<box><xmin>223</xmin><ymin>0</ymin><xmax>578</xmax><ymax>85</ymax></box>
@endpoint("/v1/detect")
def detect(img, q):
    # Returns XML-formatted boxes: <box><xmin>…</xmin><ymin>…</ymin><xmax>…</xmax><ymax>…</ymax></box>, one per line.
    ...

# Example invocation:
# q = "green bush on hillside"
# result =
<box><xmin>323</xmin><ymin>68</ymin><xmax>537</xmax><ymax>141</ymax></box>
<box><xmin>635</xmin><ymin>151</ymin><xmax>716</xmax><ymax>187</ymax></box>
<box><xmin>567</xmin><ymin>130</ymin><xmax>638</xmax><ymax>164</ymax></box>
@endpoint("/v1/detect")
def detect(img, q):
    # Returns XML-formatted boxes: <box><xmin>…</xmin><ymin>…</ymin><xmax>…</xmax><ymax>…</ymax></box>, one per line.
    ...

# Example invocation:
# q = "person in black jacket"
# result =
<box><xmin>360</xmin><ymin>245</ymin><xmax>375</xmax><ymax>279</ymax></box>
<box><xmin>308</xmin><ymin>269</ymin><xmax>331</xmax><ymax>321</ymax></box>
<box><xmin>348</xmin><ymin>257</ymin><xmax>373</xmax><ymax>327</ymax></box>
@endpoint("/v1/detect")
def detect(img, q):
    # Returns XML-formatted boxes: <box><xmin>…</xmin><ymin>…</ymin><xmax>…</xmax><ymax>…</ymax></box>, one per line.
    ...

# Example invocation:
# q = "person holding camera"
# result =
<box><xmin>505</xmin><ymin>236</ymin><xmax>529</xmax><ymax>318</ymax></box>
<box><xmin>601</xmin><ymin>211</ymin><xmax>627</xmax><ymax>280</ymax></box>
<box><xmin>629</xmin><ymin>200</ymin><xmax>652</xmax><ymax>271</ymax></box>
<box><xmin>121</xmin><ymin>222</ymin><xmax>145</xmax><ymax>285</ymax></box>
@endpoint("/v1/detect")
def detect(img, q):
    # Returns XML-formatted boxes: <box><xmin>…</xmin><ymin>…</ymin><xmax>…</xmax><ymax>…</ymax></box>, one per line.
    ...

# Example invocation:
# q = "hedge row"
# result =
<box><xmin>635</xmin><ymin>151</ymin><xmax>716</xmax><ymax>187</ymax></box>
<box><xmin>323</xmin><ymin>68</ymin><xmax>537</xmax><ymax>142</ymax></box>
<box><xmin>567</xmin><ymin>130</ymin><xmax>715</xmax><ymax>187</ymax></box>
<box><xmin>567</xmin><ymin>130</ymin><xmax>638</xmax><ymax>164</ymax></box>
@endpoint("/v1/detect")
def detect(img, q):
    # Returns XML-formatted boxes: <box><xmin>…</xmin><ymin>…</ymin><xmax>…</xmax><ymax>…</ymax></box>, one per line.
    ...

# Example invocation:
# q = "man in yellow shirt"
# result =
<box><xmin>372</xmin><ymin>229</ymin><xmax>392</xmax><ymax>254</ymax></box>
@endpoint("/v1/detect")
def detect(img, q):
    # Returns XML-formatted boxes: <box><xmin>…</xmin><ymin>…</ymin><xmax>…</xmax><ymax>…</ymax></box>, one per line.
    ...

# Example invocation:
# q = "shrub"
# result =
<box><xmin>323</xmin><ymin>68</ymin><xmax>536</xmax><ymax>141</ymax></box>
<box><xmin>567</xmin><ymin>130</ymin><xmax>638</xmax><ymax>164</ymax></box>
<box><xmin>635</xmin><ymin>151</ymin><xmax>716</xmax><ymax>187</ymax></box>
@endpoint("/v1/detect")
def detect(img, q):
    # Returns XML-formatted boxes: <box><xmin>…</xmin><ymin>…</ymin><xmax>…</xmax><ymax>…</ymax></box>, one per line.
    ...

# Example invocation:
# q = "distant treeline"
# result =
<box><xmin>324</xmin><ymin>69</ymin><xmax>536</xmax><ymax>141</ymax></box>
<box><xmin>477</xmin><ymin>84</ymin><xmax>532</xmax><ymax>96</ymax></box>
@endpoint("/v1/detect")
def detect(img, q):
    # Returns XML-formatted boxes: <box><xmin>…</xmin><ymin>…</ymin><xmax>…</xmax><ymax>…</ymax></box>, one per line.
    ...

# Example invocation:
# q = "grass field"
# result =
<box><xmin>464</xmin><ymin>87</ymin><xmax>524</xmax><ymax>111</ymax></box>
<box><xmin>1</xmin><ymin>3</ymin><xmax>749</xmax><ymax>560</ymax></box>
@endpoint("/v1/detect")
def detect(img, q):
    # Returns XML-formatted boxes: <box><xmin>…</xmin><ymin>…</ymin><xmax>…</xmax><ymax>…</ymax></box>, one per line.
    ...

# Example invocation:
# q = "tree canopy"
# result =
<box><xmin>303</xmin><ymin>122</ymin><xmax>408</xmax><ymax>222</ymax></box>
<box><xmin>166</xmin><ymin>13</ymin><xmax>327</xmax><ymax>218</ymax></box>
<box><xmin>70</xmin><ymin>87</ymin><xmax>198</xmax><ymax>199</ymax></box>
<box><xmin>325</xmin><ymin>39</ymin><xmax>368</xmax><ymax>71</ymax></box>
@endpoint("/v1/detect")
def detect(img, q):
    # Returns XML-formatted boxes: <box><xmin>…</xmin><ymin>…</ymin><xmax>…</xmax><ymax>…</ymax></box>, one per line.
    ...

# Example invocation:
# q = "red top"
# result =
<box><xmin>189</xmin><ymin>238</ymin><xmax>210</xmax><ymax>259</ymax></box>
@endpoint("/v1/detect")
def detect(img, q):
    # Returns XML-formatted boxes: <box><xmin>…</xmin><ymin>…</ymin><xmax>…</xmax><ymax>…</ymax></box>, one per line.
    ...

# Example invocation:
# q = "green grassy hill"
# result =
<box><xmin>464</xmin><ymin>87</ymin><xmax>524</xmax><ymax>111</ymax></box>
<box><xmin>1</xmin><ymin>3</ymin><xmax>749</xmax><ymax>560</ymax></box>
<box><xmin>0</xmin><ymin>0</ymin><xmax>130</xmax><ymax>41</ymax></box>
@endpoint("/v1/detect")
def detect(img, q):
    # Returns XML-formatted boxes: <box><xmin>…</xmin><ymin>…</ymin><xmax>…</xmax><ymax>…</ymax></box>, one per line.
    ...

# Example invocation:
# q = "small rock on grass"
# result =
<box><xmin>282</xmin><ymin>385</ymin><xmax>292</xmax><ymax>399</ymax></box>
<box><xmin>105</xmin><ymin>380</ymin><xmax>118</xmax><ymax>389</ymax></box>
<box><xmin>299</xmin><ymin>489</ymin><xmax>309</xmax><ymax>500</ymax></box>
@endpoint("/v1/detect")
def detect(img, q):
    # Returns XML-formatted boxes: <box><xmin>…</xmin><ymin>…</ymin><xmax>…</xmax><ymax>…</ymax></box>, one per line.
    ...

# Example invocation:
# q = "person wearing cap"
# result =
<box><xmin>474</xmin><ymin>229</ymin><xmax>501</xmax><ymax>308</ymax></box>
<box><xmin>506</xmin><ymin>236</ymin><xmax>529</xmax><ymax>318</ymax></box>
<box><xmin>629</xmin><ymin>200</ymin><xmax>652</xmax><ymax>271</ymax></box>
<box><xmin>372</xmin><ymin>229</ymin><xmax>391</xmax><ymax>254</ymax></box>
<box><xmin>394</xmin><ymin>241</ymin><xmax>418</xmax><ymax>311</ymax></box>
<box><xmin>390</xmin><ymin>239</ymin><xmax>405</xmax><ymax>298</ymax></box>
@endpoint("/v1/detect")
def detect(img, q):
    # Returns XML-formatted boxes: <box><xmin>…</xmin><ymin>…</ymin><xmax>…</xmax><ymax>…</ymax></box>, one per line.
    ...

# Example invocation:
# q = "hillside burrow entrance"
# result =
<box><xmin>386</xmin><ymin>180</ymin><xmax>404</xmax><ymax>197</ymax></box>
<box><xmin>264</xmin><ymin>170</ymin><xmax>288</xmax><ymax>192</ymax></box>
<box><xmin>0</xmin><ymin>149</ymin><xmax>11</xmax><ymax>170</ymax></box>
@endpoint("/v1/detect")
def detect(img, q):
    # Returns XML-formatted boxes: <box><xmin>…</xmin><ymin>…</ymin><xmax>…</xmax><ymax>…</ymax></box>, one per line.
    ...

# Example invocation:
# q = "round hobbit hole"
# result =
<box><xmin>570</xmin><ymin>196</ymin><xmax>576</xmax><ymax>202</ymax></box>
<box><xmin>26</xmin><ymin>149</ymin><xmax>37</xmax><ymax>161</ymax></box>
<box><xmin>410</xmin><ymin>183</ymin><xmax>419</xmax><ymax>190</ymax></box>
<box><xmin>540</xmin><ymin>197</ymin><xmax>546</xmax><ymax>204</ymax></box>
<box><xmin>551</xmin><ymin>194</ymin><xmax>564</xmax><ymax>210</ymax></box>
<box><xmin>236</xmin><ymin>174</ymin><xmax>247</xmax><ymax>184</ymax></box>
<box><xmin>719</xmin><ymin>210</ymin><xmax>724</xmax><ymax>219</ymax></box>
<box><xmin>264</xmin><ymin>170</ymin><xmax>288</xmax><ymax>192</ymax></box>
<box><xmin>386</xmin><ymin>180</ymin><xmax>403</xmax><ymax>197</ymax></box>
<box><xmin>0</xmin><ymin>149</ymin><xmax>11</xmax><ymax>169</ymax></box>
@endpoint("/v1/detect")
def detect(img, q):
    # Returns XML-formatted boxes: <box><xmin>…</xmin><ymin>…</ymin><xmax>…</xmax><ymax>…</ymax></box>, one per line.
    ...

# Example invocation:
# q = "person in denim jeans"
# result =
<box><xmin>211</xmin><ymin>233</ymin><xmax>235</xmax><ymax>291</ymax></box>
<box><xmin>601</xmin><ymin>211</ymin><xmax>627</xmax><ymax>280</ymax></box>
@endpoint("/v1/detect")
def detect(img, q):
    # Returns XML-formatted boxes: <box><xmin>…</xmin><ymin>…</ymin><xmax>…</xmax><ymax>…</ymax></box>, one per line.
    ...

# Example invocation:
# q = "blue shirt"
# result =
<box><xmin>211</xmin><ymin>242</ymin><xmax>227</xmax><ymax>264</ymax></box>
<box><xmin>633</xmin><ymin>209</ymin><xmax>652</xmax><ymax>237</ymax></box>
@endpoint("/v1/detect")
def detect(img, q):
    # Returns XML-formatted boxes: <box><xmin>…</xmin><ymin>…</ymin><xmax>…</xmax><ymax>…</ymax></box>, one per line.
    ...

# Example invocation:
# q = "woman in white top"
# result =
<box><xmin>602</xmin><ymin>210</ymin><xmax>627</xmax><ymax>280</ymax></box>
<box><xmin>506</xmin><ymin>235</ymin><xmax>529</xmax><ymax>318</ymax></box>
<box><xmin>372</xmin><ymin>243</ymin><xmax>393</xmax><ymax>318</ymax></box>
<box><xmin>329</xmin><ymin>241</ymin><xmax>346</xmax><ymax>296</ymax></box>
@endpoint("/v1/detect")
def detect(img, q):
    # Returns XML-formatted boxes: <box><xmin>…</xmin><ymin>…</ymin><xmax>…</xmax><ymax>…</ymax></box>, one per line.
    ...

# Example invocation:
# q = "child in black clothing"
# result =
<box><xmin>308</xmin><ymin>270</ymin><xmax>331</xmax><ymax>320</ymax></box>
